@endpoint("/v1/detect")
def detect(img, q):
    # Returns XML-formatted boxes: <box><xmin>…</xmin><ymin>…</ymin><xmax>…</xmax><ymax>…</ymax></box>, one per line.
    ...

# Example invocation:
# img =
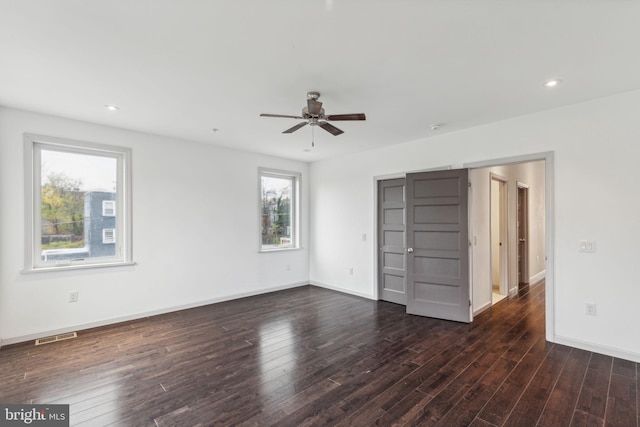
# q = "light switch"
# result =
<box><xmin>579</xmin><ymin>240</ymin><xmax>596</xmax><ymax>253</ymax></box>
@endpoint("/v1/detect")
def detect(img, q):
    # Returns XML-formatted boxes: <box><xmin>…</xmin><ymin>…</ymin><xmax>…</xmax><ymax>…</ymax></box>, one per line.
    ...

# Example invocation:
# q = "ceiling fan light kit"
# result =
<box><xmin>260</xmin><ymin>91</ymin><xmax>366</xmax><ymax>145</ymax></box>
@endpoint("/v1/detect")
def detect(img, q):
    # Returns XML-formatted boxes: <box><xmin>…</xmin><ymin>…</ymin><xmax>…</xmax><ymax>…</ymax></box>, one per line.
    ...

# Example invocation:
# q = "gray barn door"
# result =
<box><xmin>378</xmin><ymin>178</ymin><xmax>407</xmax><ymax>305</ymax></box>
<box><xmin>406</xmin><ymin>169</ymin><xmax>471</xmax><ymax>323</ymax></box>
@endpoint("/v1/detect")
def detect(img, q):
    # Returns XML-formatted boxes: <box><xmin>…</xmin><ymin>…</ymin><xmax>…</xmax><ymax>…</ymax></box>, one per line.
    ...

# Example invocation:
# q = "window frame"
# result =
<box><xmin>258</xmin><ymin>168</ymin><xmax>301</xmax><ymax>252</ymax></box>
<box><xmin>23</xmin><ymin>133</ymin><xmax>133</xmax><ymax>272</ymax></box>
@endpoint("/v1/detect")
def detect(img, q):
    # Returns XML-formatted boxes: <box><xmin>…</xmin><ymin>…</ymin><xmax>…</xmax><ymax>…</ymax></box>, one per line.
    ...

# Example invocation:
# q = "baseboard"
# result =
<box><xmin>529</xmin><ymin>269</ymin><xmax>546</xmax><ymax>284</ymax></box>
<box><xmin>473</xmin><ymin>301</ymin><xmax>492</xmax><ymax>316</ymax></box>
<box><xmin>309</xmin><ymin>280</ymin><xmax>376</xmax><ymax>301</ymax></box>
<box><xmin>1</xmin><ymin>281</ymin><xmax>309</xmax><ymax>347</ymax></box>
<box><xmin>553</xmin><ymin>334</ymin><xmax>640</xmax><ymax>363</ymax></box>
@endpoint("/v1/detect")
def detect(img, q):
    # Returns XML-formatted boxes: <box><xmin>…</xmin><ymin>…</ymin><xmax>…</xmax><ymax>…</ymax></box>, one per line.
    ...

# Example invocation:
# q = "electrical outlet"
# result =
<box><xmin>349</xmin><ymin>267</ymin><xmax>354</xmax><ymax>275</ymax></box>
<box><xmin>286</xmin><ymin>264</ymin><xmax>291</xmax><ymax>271</ymax></box>
<box><xmin>585</xmin><ymin>303</ymin><xmax>596</xmax><ymax>316</ymax></box>
<box><xmin>69</xmin><ymin>291</ymin><xmax>79</xmax><ymax>303</ymax></box>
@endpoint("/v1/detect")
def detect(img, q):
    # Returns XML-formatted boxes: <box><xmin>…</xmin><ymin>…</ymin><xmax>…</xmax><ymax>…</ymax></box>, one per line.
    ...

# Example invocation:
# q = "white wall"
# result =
<box><xmin>0</xmin><ymin>107</ymin><xmax>309</xmax><ymax>345</ymax></box>
<box><xmin>470</xmin><ymin>161</ymin><xmax>546</xmax><ymax>313</ymax></box>
<box><xmin>310</xmin><ymin>90</ymin><xmax>640</xmax><ymax>362</ymax></box>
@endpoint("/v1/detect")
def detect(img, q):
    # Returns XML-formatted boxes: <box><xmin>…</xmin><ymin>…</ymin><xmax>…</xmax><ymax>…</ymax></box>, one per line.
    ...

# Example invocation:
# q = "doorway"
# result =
<box><xmin>490</xmin><ymin>175</ymin><xmax>508</xmax><ymax>304</ymax></box>
<box><xmin>467</xmin><ymin>158</ymin><xmax>547</xmax><ymax>322</ymax></box>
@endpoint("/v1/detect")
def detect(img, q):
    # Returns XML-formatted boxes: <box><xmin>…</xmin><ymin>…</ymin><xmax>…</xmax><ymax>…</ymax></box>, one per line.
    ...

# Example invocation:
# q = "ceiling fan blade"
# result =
<box><xmin>283</xmin><ymin>122</ymin><xmax>308</xmax><ymax>133</ymax></box>
<box><xmin>319</xmin><ymin>122</ymin><xmax>344</xmax><ymax>136</ymax></box>
<box><xmin>307</xmin><ymin>99</ymin><xmax>323</xmax><ymax>115</ymax></box>
<box><xmin>260</xmin><ymin>113</ymin><xmax>304</xmax><ymax>119</ymax></box>
<box><xmin>326</xmin><ymin>113</ymin><xmax>366</xmax><ymax>121</ymax></box>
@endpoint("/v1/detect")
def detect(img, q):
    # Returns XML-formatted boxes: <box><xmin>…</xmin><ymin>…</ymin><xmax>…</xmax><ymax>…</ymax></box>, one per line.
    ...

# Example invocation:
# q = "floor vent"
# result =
<box><xmin>35</xmin><ymin>332</ymin><xmax>77</xmax><ymax>346</ymax></box>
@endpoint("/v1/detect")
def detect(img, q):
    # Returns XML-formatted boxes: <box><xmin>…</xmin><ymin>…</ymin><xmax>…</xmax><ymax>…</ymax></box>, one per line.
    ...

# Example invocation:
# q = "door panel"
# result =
<box><xmin>517</xmin><ymin>185</ymin><xmax>529</xmax><ymax>285</ymax></box>
<box><xmin>378</xmin><ymin>178</ymin><xmax>407</xmax><ymax>305</ymax></box>
<box><xmin>414</xmin><ymin>205</ymin><xmax>460</xmax><ymax>223</ymax></box>
<box><xmin>406</xmin><ymin>169</ymin><xmax>470</xmax><ymax>322</ymax></box>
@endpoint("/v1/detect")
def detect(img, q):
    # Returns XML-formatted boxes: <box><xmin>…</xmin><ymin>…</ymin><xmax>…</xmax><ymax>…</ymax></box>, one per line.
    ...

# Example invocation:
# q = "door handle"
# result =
<box><xmin>407</xmin><ymin>248</ymin><xmax>414</xmax><ymax>253</ymax></box>
<box><xmin>519</xmin><ymin>239</ymin><xmax>526</xmax><ymax>242</ymax></box>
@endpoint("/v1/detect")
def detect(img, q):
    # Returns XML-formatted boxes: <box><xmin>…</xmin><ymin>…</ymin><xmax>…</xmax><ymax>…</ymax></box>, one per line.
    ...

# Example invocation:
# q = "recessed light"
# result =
<box><xmin>212</xmin><ymin>128</ymin><xmax>220</xmax><ymax>133</ymax></box>
<box><xmin>543</xmin><ymin>79</ymin><xmax>562</xmax><ymax>88</ymax></box>
<box><xmin>104</xmin><ymin>104</ymin><xmax>120</xmax><ymax>112</ymax></box>
<box><xmin>430</xmin><ymin>123</ymin><xmax>443</xmax><ymax>131</ymax></box>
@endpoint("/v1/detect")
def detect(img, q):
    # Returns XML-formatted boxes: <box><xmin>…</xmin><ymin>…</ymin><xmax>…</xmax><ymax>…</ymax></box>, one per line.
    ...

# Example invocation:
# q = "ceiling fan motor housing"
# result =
<box><xmin>303</xmin><ymin>106</ymin><xmax>325</xmax><ymax>120</ymax></box>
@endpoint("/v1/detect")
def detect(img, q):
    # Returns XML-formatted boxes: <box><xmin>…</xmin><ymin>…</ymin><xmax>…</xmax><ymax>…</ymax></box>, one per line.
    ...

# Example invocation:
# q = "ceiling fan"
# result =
<box><xmin>260</xmin><ymin>91</ymin><xmax>366</xmax><ymax>137</ymax></box>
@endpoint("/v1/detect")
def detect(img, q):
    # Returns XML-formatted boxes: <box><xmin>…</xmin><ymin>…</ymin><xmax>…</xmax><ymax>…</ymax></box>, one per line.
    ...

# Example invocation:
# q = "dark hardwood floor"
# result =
<box><xmin>0</xmin><ymin>282</ymin><xmax>637</xmax><ymax>426</ymax></box>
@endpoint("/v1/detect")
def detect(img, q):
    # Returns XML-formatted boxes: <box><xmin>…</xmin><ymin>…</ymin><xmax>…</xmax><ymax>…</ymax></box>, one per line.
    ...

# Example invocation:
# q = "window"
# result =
<box><xmin>102</xmin><ymin>229</ymin><xmax>116</xmax><ymax>244</ymax></box>
<box><xmin>260</xmin><ymin>168</ymin><xmax>300</xmax><ymax>251</ymax></box>
<box><xmin>102</xmin><ymin>200</ymin><xmax>116</xmax><ymax>217</ymax></box>
<box><xmin>24</xmin><ymin>134</ymin><xmax>132</xmax><ymax>271</ymax></box>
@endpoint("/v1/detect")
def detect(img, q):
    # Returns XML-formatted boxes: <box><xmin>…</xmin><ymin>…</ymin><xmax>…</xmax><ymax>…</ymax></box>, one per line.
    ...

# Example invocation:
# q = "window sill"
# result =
<box><xmin>259</xmin><ymin>247</ymin><xmax>303</xmax><ymax>254</ymax></box>
<box><xmin>21</xmin><ymin>261</ymin><xmax>137</xmax><ymax>274</ymax></box>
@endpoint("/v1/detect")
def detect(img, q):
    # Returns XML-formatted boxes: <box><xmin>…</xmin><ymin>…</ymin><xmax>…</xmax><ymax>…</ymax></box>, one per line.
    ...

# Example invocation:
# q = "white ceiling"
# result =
<box><xmin>1</xmin><ymin>1</ymin><xmax>640</xmax><ymax>162</ymax></box>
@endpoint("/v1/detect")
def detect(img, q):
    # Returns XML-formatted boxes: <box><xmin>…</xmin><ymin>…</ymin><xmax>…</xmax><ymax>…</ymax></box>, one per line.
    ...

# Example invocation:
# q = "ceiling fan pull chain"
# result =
<box><xmin>312</xmin><ymin>126</ymin><xmax>315</xmax><ymax>147</ymax></box>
